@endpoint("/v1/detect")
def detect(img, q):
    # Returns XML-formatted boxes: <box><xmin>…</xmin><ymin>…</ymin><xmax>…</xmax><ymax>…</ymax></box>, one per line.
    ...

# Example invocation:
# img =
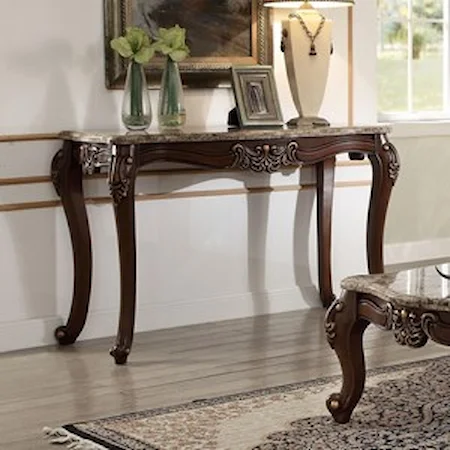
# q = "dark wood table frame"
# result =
<box><xmin>50</xmin><ymin>127</ymin><xmax>399</xmax><ymax>364</ymax></box>
<box><xmin>325</xmin><ymin>271</ymin><xmax>450</xmax><ymax>424</ymax></box>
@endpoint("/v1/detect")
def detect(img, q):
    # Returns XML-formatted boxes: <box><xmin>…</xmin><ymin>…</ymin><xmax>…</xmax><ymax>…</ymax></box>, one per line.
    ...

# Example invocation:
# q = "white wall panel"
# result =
<box><xmin>52</xmin><ymin>185</ymin><xmax>371</xmax><ymax>344</ymax></box>
<box><xmin>353</xmin><ymin>0</ymin><xmax>378</xmax><ymax>124</ymax></box>
<box><xmin>0</xmin><ymin>209</ymin><xmax>57</xmax><ymax>323</ymax></box>
<box><xmin>0</xmin><ymin>178</ymin><xmax>372</xmax><ymax>352</ymax></box>
<box><xmin>0</xmin><ymin>161</ymin><xmax>370</xmax><ymax>205</ymax></box>
<box><xmin>0</xmin><ymin>183</ymin><xmax>57</xmax><ymax>205</ymax></box>
<box><xmin>0</xmin><ymin>140</ymin><xmax>60</xmax><ymax>178</ymax></box>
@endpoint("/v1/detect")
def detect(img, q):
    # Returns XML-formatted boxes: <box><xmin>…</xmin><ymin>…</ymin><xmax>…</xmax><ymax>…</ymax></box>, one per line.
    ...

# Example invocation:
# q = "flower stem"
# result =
<box><xmin>165</xmin><ymin>57</ymin><xmax>176</xmax><ymax>115</ymax></box>
<box><xmin>130</xmin><ymin>60</ymin><xmax>143</xmax><ymax>117</ymax></box>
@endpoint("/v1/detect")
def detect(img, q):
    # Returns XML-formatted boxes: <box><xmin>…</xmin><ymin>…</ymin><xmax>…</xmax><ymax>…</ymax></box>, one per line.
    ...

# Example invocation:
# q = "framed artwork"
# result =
<box><xmin>231</xmin><ymin>65</ymin><xmax>283</xmax><ymax>128</ymax></box>
<box><xmin>104</xmin><ymin>0</ymin><xmax>272</xmax><ymax>89</ymax></box>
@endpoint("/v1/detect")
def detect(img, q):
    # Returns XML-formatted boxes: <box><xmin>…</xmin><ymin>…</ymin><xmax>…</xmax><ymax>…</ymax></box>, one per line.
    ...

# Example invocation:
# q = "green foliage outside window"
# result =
<box><xmin>377</xmin><ymin>0</ymin><xmax>445</xmax><ymax>114</ymax></box>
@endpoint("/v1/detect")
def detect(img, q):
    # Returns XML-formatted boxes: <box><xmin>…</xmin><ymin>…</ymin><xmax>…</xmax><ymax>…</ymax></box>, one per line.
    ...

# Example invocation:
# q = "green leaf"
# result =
<box><xmin>126</xmin><ymin>27</ymin><xmax>145</xmax><ymax>53</ymax></box>
<box><xmin>169</xmin><ymin>49</ymin><xmax>189</xmax><ymax>62</ymax></box>
<box><xmin>134</xmin><ymin>46</ymin><xmax>155</xmax><ymax>64</ymax></box>
<box><xmin>153</xmin><ymin>25</ymin><xmax>190</xmax><ymax>61</ymax></box>
<box><xmin>154</xmin><ymin>42</ymin><xmax>172</xmax><ymax>55</ymax></box>
<box><xmin>142</xmin><ymin>33</ymin><xmax>151</xmax><ymax>48</ymax></box>
<box><xmin>125</xmin><ymin>26</ymin><xmax>147</xmax><ymax>36</ymax></box>
<box><xmin>110</xmin><ymin>26</ymin><xmax>155</xmax><ymax>63</ymax></box>
<box><xmin>158</xmin><ymin>27</ymin><xmax>169</xmax><ymax>40</ymax></box>
<box><xmin>164</xmin><ymin>27</ymin><xmax>181</xmax><ymax>47</ymax></box>
<box><xmin>110</xmin><ymin>37</ymin><xmax>134</xmax><ymax>58</ymax></box>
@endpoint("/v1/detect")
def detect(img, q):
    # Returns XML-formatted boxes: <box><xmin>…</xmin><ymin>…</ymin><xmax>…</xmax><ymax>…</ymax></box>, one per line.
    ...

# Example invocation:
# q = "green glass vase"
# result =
<box><xmin>158</xmin><ymin>57</ymin><xmax>186</xmax><ymax>130</ymax></box>
<box><xmin>122</xmin><ymin>60</ymin><xmax>152</xmax><ymax>131</ymax></box>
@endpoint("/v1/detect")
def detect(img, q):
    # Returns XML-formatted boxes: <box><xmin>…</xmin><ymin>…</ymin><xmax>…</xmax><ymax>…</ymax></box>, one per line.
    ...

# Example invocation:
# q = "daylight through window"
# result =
<box><xmin>377</xmin><ymin>0</ymin><xmax>450</xmax><ymax>120</ymax></box>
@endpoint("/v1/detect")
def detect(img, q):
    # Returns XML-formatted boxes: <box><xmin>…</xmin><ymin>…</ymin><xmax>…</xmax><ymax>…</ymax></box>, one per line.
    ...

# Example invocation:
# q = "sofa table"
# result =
<box><xmin>325</xmin><ymin>264</ymin><xmax>450</xmax><ymax>424</ymax></box>
<box><xmin>50</xmin><ymin>125</ymin><xmax>398</xmax><ymax>364</ymax></box>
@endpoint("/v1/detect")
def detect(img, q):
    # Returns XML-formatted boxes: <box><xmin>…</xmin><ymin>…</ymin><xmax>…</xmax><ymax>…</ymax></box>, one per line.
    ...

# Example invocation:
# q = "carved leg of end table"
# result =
<box><xmin>51</xmin><ymin>141</ymin><xmax>92</xmax><ymax>345</ymax></box>
<box><xmin>109</xmin><ymin>145</ymin><xmax>137</xmax><ymax>365</ymax></box>
<box><xmin>316</xmin><ymin>157</ymin><xmax>336</xmax><ymax>308</ymax></box>
<box><xmin>325</xmin><ymin>291</ymin><xmax>369</xmax><ymax>423</ymax></box>
<box><xmin>367</xmin><ymin>135</ymin><xmax>400</xmax><ymax>274</ymax></box>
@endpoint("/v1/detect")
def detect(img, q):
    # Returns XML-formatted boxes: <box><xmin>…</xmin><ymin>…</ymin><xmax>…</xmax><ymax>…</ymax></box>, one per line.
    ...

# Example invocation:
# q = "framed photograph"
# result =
<box><xmin>104</xmin><ymin>0</ymin><xmax>272</xmax><ymax>89</ymax></box>
<box><xmin>231</xmin><ymin>65</ymin><xmax>283</xmax><ymax>128</ymax></box>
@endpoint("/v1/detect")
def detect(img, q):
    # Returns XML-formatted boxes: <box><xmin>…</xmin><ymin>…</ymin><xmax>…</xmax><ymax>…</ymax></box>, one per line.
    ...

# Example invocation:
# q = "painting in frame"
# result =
<box><xmin>104</xmin><ymin>0</ymin><xmax>272</xmax><ymax>89</ymax></box>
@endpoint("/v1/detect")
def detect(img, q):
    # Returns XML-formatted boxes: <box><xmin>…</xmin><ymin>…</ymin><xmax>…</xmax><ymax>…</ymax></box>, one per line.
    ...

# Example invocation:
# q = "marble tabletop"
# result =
<box><xmin>342</xmin><ymin>263</ymin><xmax>450</xmax><ymax>311</ymax></box>
<box><xmin>59</xmin><ymin>125</ymin><xmax>391</xmax><ymax>145</ymax></box>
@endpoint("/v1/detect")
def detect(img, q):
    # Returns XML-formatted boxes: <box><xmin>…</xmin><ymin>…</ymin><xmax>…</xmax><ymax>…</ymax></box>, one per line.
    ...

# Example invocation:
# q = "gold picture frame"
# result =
<box><xmin>231</xmin><ymin>65</ymin><xmax>283</xmax><ymax>128</ymax></box>
<box><xmin>104</xmin><ymin>0</ymin><xmax>272</xmax><ymax>89</ymax></box>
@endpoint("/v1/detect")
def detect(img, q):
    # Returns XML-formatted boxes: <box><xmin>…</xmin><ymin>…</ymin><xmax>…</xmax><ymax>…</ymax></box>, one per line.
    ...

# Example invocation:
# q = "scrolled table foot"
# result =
<box><xmin>54</xmin><ymin>326</ymin><xmax>77</xmax><ymax>346</ymax></box>
<box><xmin>326</xmin><ymin>393</ymin><xmax>352</xmax><ymax>424</ymax></box>
<box><xmin>324</xmin><ymin>291</ymin><xmax>369</xmax><ymax>423</ymax></box>
<box><xmin>109</xmin><ymin>345</ymin><xmax>130</xmax><ymax>365</ymax></box>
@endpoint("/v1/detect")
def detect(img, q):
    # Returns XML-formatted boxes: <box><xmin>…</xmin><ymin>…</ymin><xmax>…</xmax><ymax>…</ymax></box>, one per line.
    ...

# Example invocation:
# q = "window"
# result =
<box><xmin>377</xmin><ymin>0</ymin><xmax>450</xmax><ymax>121</ymax></box>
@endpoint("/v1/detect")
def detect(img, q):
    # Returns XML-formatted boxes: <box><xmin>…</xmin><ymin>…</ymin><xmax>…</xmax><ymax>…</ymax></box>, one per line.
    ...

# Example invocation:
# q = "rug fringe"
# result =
<box><xmin>43</xmin><ymin>427</ymin><xmax>107</xmax><ymax>450</ymax></box>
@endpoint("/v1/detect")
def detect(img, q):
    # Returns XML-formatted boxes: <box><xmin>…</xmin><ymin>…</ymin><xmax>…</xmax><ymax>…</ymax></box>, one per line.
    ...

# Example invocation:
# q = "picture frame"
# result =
<box><xmin>231</xmin><ymin>65</ymin><xmax>284</xmax><ymax>128</ymax></box>
<box><xmin>104</xmin><ymin>0</ymin><xmax>272</xmax><ymax>89</ymax></box>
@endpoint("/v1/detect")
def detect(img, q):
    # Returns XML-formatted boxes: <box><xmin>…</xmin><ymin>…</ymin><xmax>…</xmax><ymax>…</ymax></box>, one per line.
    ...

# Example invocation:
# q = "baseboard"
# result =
<box><xmin>6</xmin><ymin>238</ymin><xmax>450</xmax><ymax>354</ymax></box>
<box><xmin>0</xmin><ymin>286</ymin><xmax>320</xmax><ymax>353</ymax></box>
<box><xmin>0</xmin><ymin>316</ymin><xmax>63</xmax><ymax>353</ymax></box>
<box><xmin>385</xmin><ymin>238</ymin><xmax>450</xmax><ymax>270</ymax></box>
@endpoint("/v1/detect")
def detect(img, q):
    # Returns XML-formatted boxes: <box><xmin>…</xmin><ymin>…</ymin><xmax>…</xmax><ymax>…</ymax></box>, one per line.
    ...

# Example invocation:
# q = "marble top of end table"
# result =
<box><xmin>342</xmin><ymin>263</ymin><xmax>450</xmax><ymax>312</ymax></box>
<box><xmin>59</xmin><ymin>125</ymin><xmax>391</xmax><ymax>145</ymax></box>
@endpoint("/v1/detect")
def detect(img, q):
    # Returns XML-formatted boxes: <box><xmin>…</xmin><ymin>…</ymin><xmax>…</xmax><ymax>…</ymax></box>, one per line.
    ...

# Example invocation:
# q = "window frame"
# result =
<box><xmin>377</xmin><ymin>0</ymin><xmax>450</xmax><ymax>122</ymax></box>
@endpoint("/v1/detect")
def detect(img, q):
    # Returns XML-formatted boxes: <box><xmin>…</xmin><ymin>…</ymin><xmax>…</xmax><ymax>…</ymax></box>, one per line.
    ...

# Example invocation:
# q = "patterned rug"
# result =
<box><xmin>44</xmin><ymin>355</ymin><xmax>450</xmax><ymax>450</ymax></box>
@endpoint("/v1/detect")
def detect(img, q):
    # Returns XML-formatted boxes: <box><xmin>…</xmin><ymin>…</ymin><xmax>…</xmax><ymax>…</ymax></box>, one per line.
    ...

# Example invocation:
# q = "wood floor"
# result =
<box><xmin>2</xmin><ymin>308</ymin><xmax>450</xmax><ymax>450</ymax></box>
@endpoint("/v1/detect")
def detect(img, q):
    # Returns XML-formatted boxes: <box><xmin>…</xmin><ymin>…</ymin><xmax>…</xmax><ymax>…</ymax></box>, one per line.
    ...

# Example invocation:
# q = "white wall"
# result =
<box><xmin>0</xmin><ymin>1</ymin><xmax>379</xmax><ymax>353</ymax></box>
<box><xmin>384</xmin><ymin>124</ymin><xmax>450</xmax><ymax>266</ymax></box>
<box><xmin>349</xmin><ymin>0</ymin><xmax>450</xmax><ymax>267</ymax></box>
<box><xmin>0</xmin><ymin>3</ymin><xmax>351</xmax><ymax>132</ymax></box>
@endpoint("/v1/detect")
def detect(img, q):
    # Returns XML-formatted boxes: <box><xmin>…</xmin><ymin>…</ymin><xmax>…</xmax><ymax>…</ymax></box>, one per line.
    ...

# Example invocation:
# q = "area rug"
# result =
<box><xmin>44</xmin><ymin>354</ymin><xmax>450</xmax><ymax>449</ymax></box>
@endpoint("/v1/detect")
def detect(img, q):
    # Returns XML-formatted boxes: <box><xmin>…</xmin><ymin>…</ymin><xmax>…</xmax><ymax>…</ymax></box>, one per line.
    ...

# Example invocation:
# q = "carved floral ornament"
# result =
<box><xmin>381</xmin><ymin>134</ymin><xmax>400</xmax><ymax>183</ymax></box>
<box><xmin>230</xmin><ymin>141</ymin><xmax>300</xmax><ymax>173</ymax></box>
<box><xmin>324</xmin><ymin>297</ymin><xmax>346</xmax><ymax>347</ymax></box>
<box><xmin>108</xmin><ymin>145</ymin><xmax>135</xmax><ymax>205</ymax></box>
<box><xmin>78</xmin><ymin>143</ymin><xmax>112</xmax><ymax>175</ymax></box>
<box><xmin>74</xmin><ymin>142</ymin><xmax>135</xmax><ymax>205</ymax></box>
<box><xmin>392</xmin><ymin>308</ymin><xmax>428</xmax><ymax>348</ymax></box>
<box><xmin>391</xmin><ymin>308</ymin><xmax>450</xmax><ymax>347</ymax></box>
<box><xmin>324</xmin><ymin>294</ymin><xmax>449</xmax><ymax>350</ymax></box>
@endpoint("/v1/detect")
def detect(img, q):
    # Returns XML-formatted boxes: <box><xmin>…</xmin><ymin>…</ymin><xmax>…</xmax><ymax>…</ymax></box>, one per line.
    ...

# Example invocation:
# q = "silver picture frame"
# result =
<box><xmin>104</xmin><ymin>0</ymin><xmax>272</xmax><ymax>89</ymax></box>
<box><xmin>231</xmin><ymin>65</ymin><xmax>283</xmax><ymax>128</ymax></box>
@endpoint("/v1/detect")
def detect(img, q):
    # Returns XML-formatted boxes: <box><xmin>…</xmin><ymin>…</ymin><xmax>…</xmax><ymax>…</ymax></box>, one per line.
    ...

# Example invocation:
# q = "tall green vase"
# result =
<box><xmin>158</xmin><ymin>57</ymin><xmax>186</xmax><ymax>130</ymax></box>
<box><xmin>122</xmin><ymin>60</ymin><xmax>152</xmax><ymax>131</ymax></box>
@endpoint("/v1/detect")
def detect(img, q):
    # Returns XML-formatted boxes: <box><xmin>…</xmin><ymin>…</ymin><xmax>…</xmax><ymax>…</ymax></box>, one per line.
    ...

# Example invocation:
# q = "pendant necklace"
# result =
<box><xmin>289</xmin><ymin>12</ymin><xmax>326</xmax><ymax>56</ymax></box>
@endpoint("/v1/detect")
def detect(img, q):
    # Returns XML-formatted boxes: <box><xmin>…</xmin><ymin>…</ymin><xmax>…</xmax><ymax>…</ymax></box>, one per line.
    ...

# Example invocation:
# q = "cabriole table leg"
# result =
<box><xmin>316</xmin><ymin>156</ymin><xmax>336</xmax><ymax>308</ymax></box>
<box><xmin>50</xmin><ymin>141</ymin><xmax>93</xmax><ymax>345</ymax></box>
<box><xmin>367</xmin><ymin>135</ymin><xmax>400</xmax><ymax>274</ymax></box>
<box><xmin>109</xmin><ymin>145</ymin><xmax>137</xmax><ymax>365</ymax></box>
<box><xmin>324</xmin><ymin>291</ymin><xmax>369</xmax><ymax>423</ymax></box>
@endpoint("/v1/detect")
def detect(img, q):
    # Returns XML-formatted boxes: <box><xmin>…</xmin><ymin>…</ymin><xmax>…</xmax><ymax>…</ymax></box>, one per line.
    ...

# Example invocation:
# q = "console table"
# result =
<box><xmin>50</xmin><ymin>126</ymin><xmax>398</xmax><ymax>364</ymax></box>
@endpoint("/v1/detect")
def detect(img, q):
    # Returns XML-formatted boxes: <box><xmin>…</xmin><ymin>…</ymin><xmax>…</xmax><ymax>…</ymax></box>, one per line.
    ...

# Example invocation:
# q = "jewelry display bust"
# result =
<box><xmin>282</xmin><ymin>3</ymin><xmax>332</xmax><ymax>127</ymax></box>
